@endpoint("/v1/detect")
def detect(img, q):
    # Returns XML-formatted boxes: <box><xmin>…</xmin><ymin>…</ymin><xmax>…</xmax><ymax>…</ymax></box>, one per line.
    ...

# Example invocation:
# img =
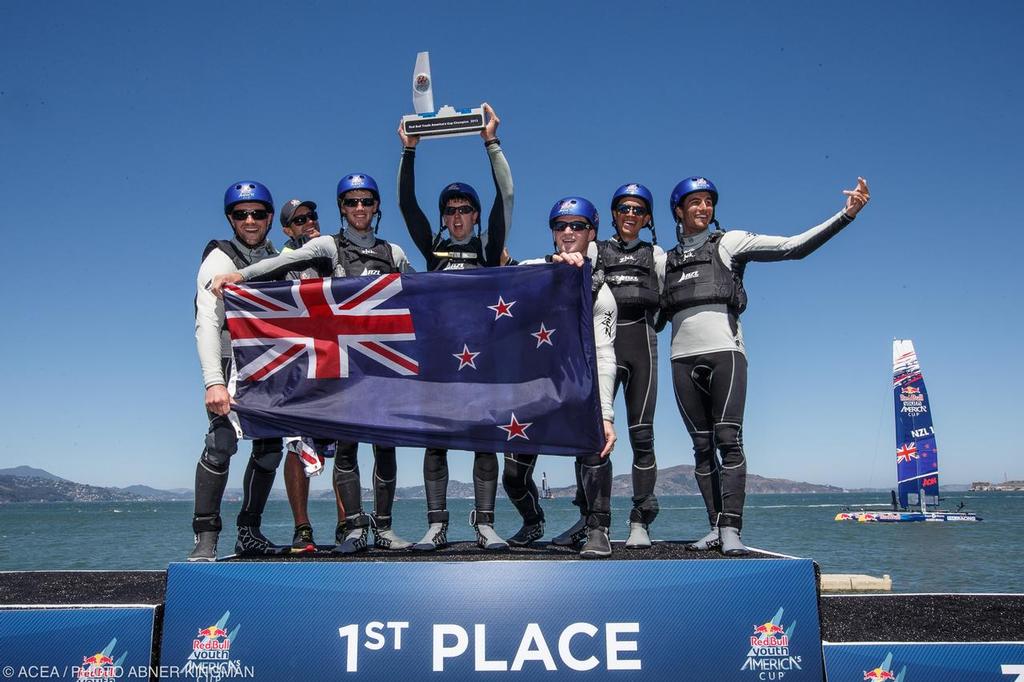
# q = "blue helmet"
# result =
<box><xmin>224</xmin><ymin>181</ymin><xmax>273</xmax><ymax>213</ymax></box>
<box><xmin>438</xmin><ymin>182</ymin><xmax>481</xmax><ymax>215</ymax></box>
<box><xmin>670</xmin><ymin>177</ymin><xmax>718</xmax><ymax>212</ymax></box>
<box><xmin>611</xmin><ymin>183</ymin><xmax>654</xmax><ymax>214</ymax></box>
<box><xmin>549</xmin><ymin>196</ymin><xmax>599</xmax><ymax>231</ymax></box>
<box><xmin>336</xmin><ymin>173</ymin><xmax>380</xmax><ymax>201</ymax></box>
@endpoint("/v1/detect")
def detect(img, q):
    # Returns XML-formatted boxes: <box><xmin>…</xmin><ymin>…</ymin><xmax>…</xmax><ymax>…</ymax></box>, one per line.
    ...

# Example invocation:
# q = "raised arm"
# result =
<box><xmin>396</xmin><ymin>124</ymin><xmax>434</xmax><ymax>262</ymax></box>
<box><xmin>480</xmin><ymin>103</ymin><xmax>513</xmax><ymax>266</ymax></box>
<box><xmin>727</xmin><ymin>177</ymin><xmax>870</xmax><ymax>264</ymax></box>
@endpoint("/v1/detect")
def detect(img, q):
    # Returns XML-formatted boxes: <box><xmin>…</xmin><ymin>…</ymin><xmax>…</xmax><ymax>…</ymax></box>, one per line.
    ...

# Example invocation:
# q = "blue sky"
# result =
<box><xmin>1</xmin><ymin>1</ymin><xmax>1021</xmax><ymax>493</ymax></box>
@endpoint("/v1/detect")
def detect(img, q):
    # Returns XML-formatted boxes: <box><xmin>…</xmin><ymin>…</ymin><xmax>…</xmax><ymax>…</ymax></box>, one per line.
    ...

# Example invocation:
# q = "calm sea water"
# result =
<box><xmin>1</xmin><ymin>492</ymin><xmax>1020</xmax><ymax>594</ymax></box>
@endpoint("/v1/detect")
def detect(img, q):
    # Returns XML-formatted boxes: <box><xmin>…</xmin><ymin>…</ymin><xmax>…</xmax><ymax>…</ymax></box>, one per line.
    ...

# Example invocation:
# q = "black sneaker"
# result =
<box><xmin>579</xmin><ymin>526</ymin><xmax>611</xmax><ymax>559</ymax></box>
<box><xmin>551</xmin><ymin>517</ymin><xmax>587</xmax><ymax>547</ymax></box>
<box><xmin>291</xmin><ymin>524</ymin><xmax>316</xmax><ymax>554</ymax></box>
<box><xmin>188</xmin><ymin>531</ymin><xmax>219</xmax><ymax>562</ymax></box>
<box><xmin>507</xmin><ymin>522</ymin><xmax>545</xmax><ymax>547</ymax></box>
<box><xmin>234</xmin><ymin>526</ymin><xmax>285</xmax><ymax>556</ymax></box>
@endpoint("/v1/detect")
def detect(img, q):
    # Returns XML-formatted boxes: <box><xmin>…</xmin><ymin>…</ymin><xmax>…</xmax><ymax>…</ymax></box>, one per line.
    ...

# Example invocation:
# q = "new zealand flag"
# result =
<box><xmin>223</xmin><ymin>264</ymin><xmax>603</xmax><ymax>455</ymax></box>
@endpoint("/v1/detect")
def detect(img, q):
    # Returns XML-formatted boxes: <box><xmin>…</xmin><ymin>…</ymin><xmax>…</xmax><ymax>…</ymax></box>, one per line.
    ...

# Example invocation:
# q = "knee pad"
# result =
<box><xmin>474</xmin><ymin>452</ymin><xmax>498</xmax><ymax>480</ymax></box>
<box><xmin>424</xmin><ymin>450</ymin><xmax>448</xmax><ymax>481</ymax></box>
<box><xmin>689</xmin><ymin>431</ymin><xmax>713</xmax><ymax>457</ymax></box>
<box><xmin>201</xmin><ymin>419</ymin><xmax>237</xmax><ymax>470</ymax></box>
<box><xmin>713</xmin><ymin>423</ymin><xmax>745</xmax><ymax>467</ymax></box>
<box><xmin>628</xmin><ymin>424</ymin><xmax>656</xmax><ymax>465</ymax></box>
<box><xmin>250</xmin><ymin>438</ymin><xmax>283</xmax><ymax>473</ymax></box>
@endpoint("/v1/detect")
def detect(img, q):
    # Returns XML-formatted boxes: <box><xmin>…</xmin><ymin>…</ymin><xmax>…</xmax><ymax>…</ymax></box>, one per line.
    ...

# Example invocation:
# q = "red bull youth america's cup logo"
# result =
<box><xmin>899</xmin><ymin>385</ymin><xmax>928</xmax><ymax>414</ymax></box>
<box><xmin>740</xmin><ymin>608</ymin><xmax>802</xmax><ymax>677</ymax></box>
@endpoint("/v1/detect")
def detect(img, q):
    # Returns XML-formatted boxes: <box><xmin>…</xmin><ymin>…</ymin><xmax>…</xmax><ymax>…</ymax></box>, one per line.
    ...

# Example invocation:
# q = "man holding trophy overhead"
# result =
<box><xmin>397</xmin><ymin>98</ymin><xmax>514</xmax><ymax>551</ymax></box>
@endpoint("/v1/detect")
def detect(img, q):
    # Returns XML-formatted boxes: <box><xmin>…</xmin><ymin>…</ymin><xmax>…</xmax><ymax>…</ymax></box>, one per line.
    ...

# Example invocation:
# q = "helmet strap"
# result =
<box><xmin>373</xmin><ymin>209</ymin><xmax>382</xmax><ymax>234</ymax></box>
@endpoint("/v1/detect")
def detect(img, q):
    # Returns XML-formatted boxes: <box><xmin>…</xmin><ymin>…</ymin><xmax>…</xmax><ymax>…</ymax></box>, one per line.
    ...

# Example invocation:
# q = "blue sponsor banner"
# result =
<box><xmin>0</xmin><ymin>607</ymin><xmax>155</xmax><ymax>680</ymax></box>
<box><xmin>823</xmin><ymin>641</ymin><xmax>1024</xmax><ymax>681</ymax></box>
<box><xmin>162</xmin><ymin>559</ymin><xmax>822</xmax><ymax>680</ymax></box>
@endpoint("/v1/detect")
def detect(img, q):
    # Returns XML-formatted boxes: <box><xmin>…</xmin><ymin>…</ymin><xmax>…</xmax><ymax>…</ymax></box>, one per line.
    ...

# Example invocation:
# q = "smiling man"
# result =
<box><xmin>190</xmin><ymin>181</ymin><xmax>286</xmax><ymax>561</ymax></box>
<box><xmin>211</xmin><ymin>173</ymin><xmax>415</xmax><ymax>555</ymax></box>
<box><xmin>396</xmin><ymin>103</ymin><xmax>514</xmax><ymax>552</ymax></box>
<box><xmin>503</xmin><ymin>196</ymin><xmax>618</xmax><ymax>558</ymax></box>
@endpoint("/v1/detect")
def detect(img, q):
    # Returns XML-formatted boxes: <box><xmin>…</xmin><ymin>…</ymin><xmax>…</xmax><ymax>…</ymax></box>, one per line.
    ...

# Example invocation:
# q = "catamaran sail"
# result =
<box><xmin>893</xmin><ymin>339</ymin><xmax>939</xmax><ymax>510</ymax></box>
<box><xmin>835</xmin><ymin>340</ymin><xmax>979</xmax><ymax>522</ymax></box>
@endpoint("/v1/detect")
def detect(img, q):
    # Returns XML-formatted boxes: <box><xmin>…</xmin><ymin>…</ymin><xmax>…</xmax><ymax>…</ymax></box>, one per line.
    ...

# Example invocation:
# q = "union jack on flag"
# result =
<box><xmin>896</xmin><ymin>442</ymin><xmax>918</xmax><ymax>463</ymax></box>
<box><xmin>223</xmin><ymin>265</ymin><xmax>605</xmax><ymax>456</ymax></box>
<box><xmin>226</xmin><ymin>274</ymin><xmax>418</xmax><ymax>381</ymax></box>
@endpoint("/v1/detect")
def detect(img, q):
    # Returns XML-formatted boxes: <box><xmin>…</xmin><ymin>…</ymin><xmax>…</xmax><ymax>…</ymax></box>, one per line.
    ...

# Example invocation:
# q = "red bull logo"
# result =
<box><xmin>194</xmin><ymin>624</ymin><xmax>232</xmax><ymax>652</ymax></box>
<box><xmin>77</xmin><ymin>652</ymin><xmax>117</xmax><ymax>679</ymax></box>
<box><xmin>749</xmin><ymin>622</ymin><xmax>788</xmax><ymax>646</ymax></box>
<box><xmin>900</xmin><ymin>386</ymin><xmax>923</xmax><ymax>401</ymax></box>
<box><xmin>864</xmin><ymin>666</ymin><xmax>896</xmax><ymax>680</ymax></box>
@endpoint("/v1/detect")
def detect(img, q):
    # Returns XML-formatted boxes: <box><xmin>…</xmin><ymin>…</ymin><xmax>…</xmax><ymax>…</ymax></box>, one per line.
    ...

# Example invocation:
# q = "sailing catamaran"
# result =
<box><xmin>835</xmin><ymin>340</ymin><xmax>980</xmax><ymax>522</ymax></box>
<box><xmin>541</xmin><ymin>472</ymin><xmax>553</xmax><ymax>500</ymax></box>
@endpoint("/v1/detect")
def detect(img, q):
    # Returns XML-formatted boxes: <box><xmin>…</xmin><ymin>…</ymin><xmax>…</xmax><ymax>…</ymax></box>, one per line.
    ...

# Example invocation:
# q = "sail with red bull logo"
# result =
<box><xmin>892</xmin><ymin>339</ymin><xmax>940</xmax><ymax>510</ymax></box>
<box><xmin>835</xmin><ymin>340</ymin><xmax>980</xmax><ymax>522</ymax></box>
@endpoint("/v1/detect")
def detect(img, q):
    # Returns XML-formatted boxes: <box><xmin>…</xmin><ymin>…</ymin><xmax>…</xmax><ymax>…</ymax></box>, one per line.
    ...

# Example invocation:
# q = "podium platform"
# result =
<box><xmin>2</xmin><ymin>544</ymin><xmax>1022</xmax><ymax>681</ymax></box>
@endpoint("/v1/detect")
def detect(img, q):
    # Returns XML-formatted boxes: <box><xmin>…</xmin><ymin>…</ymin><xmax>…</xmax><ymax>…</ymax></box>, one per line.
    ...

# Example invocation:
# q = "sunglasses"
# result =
<box><xmin>290</xmin><ymin>211</ymin><xmax>318</xmax><ymax>226</ymax></box>
<box><xmin>342</xmin><ymin>197</ymin><xmax>377</xmax><ymax>207</ymax></box>
<box><xmin>443</xmin><ymin>205</ymin><xmax>476</xmax><ymax>216</ymax></box>
<box><xmin>616</xmin><ymin>204</ymin><xmax>649</xmax><ymax>217</ymax></box>
<box><xmin>230</xmin><ymin>209</ymin><xmax>269</xmax><ymax>221</ymax></box>
<box><xmin>551</xmin><ymin>220</ymin><xmax>592</xmax><ymax>232</ymax></box>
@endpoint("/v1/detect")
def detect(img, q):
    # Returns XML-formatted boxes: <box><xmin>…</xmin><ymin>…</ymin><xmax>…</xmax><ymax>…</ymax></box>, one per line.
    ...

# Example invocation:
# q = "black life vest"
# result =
<box><xmin>430</xmin><ymin>235</ymin><xmax>486</xmax><ymax>271</ymax></box>
<box><xmin>201</xmin><ymin>239</ymin><xmax>258</xmax><ymax>269</ymax></box>
<box><xmin>334</xmin><ymin>233</ymin><xmax>397</xmax><ymax>276</ymax></box>
<box><xmin>662</xmin><ymin>231</ymin><xmax>747</xmax><ymax>315</ymax></box>
<box><xmin>196</xmin><ymin>238</ymin><xmax>277</xmax><ymax>323</ymax></box>
<box><xmin>597</xmin><ymin>238</ymin><xmax>660</xmax><ymax>312</ymax></box>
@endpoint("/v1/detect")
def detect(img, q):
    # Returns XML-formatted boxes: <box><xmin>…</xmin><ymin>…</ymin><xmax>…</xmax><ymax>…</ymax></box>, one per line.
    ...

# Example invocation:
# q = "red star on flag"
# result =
<box><xmin>498</xmin><ymin>413</ymin><xmax>532</xmax><ymax>441</ymax></box>
<box><xmin>452</xmin><ymin>344</ymin><xmax>480</xmax><ymax>370</ymax></box>
<box><xmin>531</xmin><ymin>322</ymin><xmax>556</xmax><ymax>347</ymax></box>
<box><xmin>487</xmin><ymin>296</ymin><xmax>516</xmax><ymax>320</ymax></box>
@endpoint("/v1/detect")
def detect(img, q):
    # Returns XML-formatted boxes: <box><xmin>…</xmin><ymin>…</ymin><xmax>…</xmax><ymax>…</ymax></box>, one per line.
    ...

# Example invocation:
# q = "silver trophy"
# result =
<box><xmin>401</xmin><ymin>52</ymin><xmax>485</xmax><ymax>139</ymax></box>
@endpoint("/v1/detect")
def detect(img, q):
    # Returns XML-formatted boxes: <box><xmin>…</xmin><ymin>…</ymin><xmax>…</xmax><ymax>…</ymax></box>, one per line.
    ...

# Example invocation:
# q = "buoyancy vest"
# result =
<box><xmin>334</xmin><ymin>233</ymin><xmax>397</xmax><ymax>276</ymax></box>
<box><xmin>197</xmin><ymin>238</ymin><xmax>277</xmax><ymax>323</ymax></box>
<box><xmin>201</xmin><ymin>239</ymin><xmax>264</xmax><ymax>269</ymax></box>
<box><xmin>662</xmin><ymin>231</ymin><xmax>747</xmax><ymax>315</ymax></box>
<box><xmin>430</xmin><ymin>234</ymin><xmax>487</xmax><ymax>271</ymax></box>
<box><xmin>597</xmin><ymin>238</ymin><xmax>660</xmax><ymax>312</ymax></box>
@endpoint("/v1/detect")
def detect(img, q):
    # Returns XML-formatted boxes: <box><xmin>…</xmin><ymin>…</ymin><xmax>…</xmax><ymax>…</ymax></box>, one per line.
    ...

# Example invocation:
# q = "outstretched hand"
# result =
<box><xmin>397</xmin><ymin>121</ymin><xmax>420</xmax><ymax>148</ymax></box>
<box><xmin>210</xmin><ymin>272</ymin><xmax>243</xmax><ymax>299</ymax></box>
<box><xmin>843</xmin><ymin>177</ymin><xmax>870</xmax><ymax>217</ymax></box>
<box><xmin>480</xmin><ymin>102</ymin><xmax>500</xmax><ymax>142</ymax></box>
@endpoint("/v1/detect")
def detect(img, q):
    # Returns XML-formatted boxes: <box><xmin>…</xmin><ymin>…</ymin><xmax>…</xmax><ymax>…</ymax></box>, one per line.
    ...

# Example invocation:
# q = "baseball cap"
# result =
<box><xmin>280</xmin><ymin>199</ymin><xmax>318</xmax><ymax>227</ymax></box>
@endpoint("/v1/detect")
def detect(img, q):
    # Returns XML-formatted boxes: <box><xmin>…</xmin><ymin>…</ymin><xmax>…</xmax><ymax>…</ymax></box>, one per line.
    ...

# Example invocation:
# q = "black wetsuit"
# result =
<box><xmin>598</xmin><ymin>236</ymin><xmax>665</xmax><ymax>525</ymax></box>
<box><xmin>193</xmin><ymin>239</ymin><xmax>283</xmax><ymax>534</ymax></box>
<box><xmin>664</xmin><ymin>211</ymin><xmax>854</xmax><ymax>531</ymax></box>
<box><xmin>398</xmin><ymin>143</ymin><xmax>513</xmax><ymax>526</ymax></box>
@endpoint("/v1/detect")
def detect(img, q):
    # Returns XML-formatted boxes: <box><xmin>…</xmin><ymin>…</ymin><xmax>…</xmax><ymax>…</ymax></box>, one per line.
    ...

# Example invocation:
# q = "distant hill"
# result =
<box><xmin>0</xmin><ymin>466</ymin><xmax>67</xmax><ymax>481</ymax></box>
<box><xmin>0</xmin><ymin>475</ymin><xmax>142</xmax><ymax>503</ymax></box>
<box><xmin>0</xmin><ymin>464</ymin><xmax>842</xmax><ymax>504</ymax></box>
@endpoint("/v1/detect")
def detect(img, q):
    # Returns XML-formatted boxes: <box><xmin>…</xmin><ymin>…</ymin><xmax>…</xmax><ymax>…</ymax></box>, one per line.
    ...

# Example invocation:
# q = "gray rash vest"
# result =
<box><xmin>669</xmin><ymin>210</ymin><xmax>854</xmax><ymax>360</ymax></box>
<box><xmin>195</xmin><ymin>237</ymin><xmax>277</xmax><ymax>388</ymax></box>
<box><xmin>521</xmin><ymin>254</ymin><xmax>618</xmax><ymax>423</ymax></box>
<box><xmin>236</xmin><ymin>227</ymin><xmax>414</xmax><ymax>281</ymax></box>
